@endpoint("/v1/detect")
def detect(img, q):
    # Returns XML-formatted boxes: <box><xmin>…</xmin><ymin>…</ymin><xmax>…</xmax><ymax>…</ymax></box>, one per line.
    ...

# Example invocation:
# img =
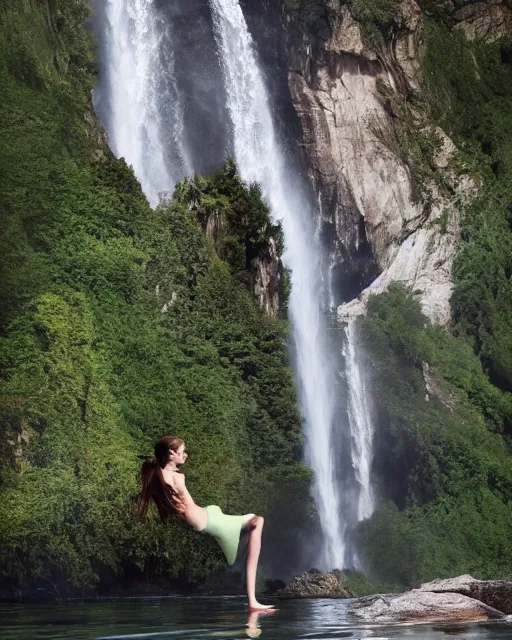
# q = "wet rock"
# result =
<box><xmin>276</xmin><ymin>570</ymin><xmax>354</xmax><ymax>599</ymax></box>
<box><xmin>418</xmin><ymin>575</ymin><xmax>512</xmax><ymax>616</ymax></box>
<box><xmin>350</xmin><ymin>589</ymin><xmax>506</xmax><ymax>623</ymax></box>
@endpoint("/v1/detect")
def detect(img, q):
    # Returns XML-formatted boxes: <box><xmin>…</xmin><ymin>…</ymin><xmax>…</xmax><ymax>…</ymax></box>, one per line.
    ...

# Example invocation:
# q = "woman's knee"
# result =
<box><xmin>246</xmin><ymin>514</ymin><xmax>264</xmax><ymax>531</ymax></box>
<box><xmin>243</xmin><ymin>513</ymin><xmax>256</xmax><ymax>527</ymax></box>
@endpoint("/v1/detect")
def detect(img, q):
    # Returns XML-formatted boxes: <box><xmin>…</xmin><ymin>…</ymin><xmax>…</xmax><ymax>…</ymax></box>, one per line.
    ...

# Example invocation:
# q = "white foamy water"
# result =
<box><xmin>100</xmin><ymin>0</ymin><xmax>192</xmax><ymax>205</ymax></box>
<box><xmin>208</xmin><ymin>0</ymin><xmax>347</xmax><ymax>568</ymax></box>
<box><xmin>344</xmin><ymin>321</ymin><xmax>374</xmax><ymax>524</ymax></box>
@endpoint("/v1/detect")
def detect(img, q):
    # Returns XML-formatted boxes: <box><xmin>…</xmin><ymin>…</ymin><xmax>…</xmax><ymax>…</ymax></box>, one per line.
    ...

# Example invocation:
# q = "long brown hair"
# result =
<box><xmin>136</xmin><ymin>435</ymin><xmax>186</xmax><ymax>522</ymax></box>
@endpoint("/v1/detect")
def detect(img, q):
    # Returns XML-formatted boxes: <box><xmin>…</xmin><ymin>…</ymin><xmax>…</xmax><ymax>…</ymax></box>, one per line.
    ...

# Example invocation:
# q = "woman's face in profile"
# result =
<box><xmin>170</xmin><ymin>443</ymin><xmax>188</xmax><ymax>466</ymax></box>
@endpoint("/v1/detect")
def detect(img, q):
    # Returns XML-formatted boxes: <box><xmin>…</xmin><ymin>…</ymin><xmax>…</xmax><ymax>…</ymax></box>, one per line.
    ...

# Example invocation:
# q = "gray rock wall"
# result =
<box><xmin>282</xmin><ymin>0</ymin><xmax>480</xmax><ymax>325</ymax></box>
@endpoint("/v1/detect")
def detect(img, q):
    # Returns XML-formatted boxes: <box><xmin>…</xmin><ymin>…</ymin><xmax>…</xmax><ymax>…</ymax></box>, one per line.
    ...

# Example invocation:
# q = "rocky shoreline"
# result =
<box><xmin>276</xmin><ymin>571</ymin><xmax>512</xmax><ymax>625</ymax></box>
<box><xmin>3</xmin><ymin>570</ymin><xmax>512</xmax><ymax>626</ymax></box>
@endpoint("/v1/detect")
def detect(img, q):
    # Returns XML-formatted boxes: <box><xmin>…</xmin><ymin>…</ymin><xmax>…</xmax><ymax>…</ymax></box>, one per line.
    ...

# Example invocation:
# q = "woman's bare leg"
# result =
<box><xmin>244</xmin><ymin>515</ymin><xmax>276</xmax><ymax>611</ymax></box>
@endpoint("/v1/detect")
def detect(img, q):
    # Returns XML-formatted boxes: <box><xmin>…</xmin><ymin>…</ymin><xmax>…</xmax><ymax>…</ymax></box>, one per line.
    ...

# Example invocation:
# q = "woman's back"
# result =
<box><xmin>162</xmin><ymin>468</ymin><xmax>208</xmax><ymax>532</ymax></box>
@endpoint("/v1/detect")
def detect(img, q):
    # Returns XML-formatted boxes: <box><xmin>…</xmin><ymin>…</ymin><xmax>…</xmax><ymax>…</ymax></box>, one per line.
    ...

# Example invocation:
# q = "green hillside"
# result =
<box><xmin>0</xmin><ymin>0</ymin><xmax>309</xmax><ymax>596</ymax></box>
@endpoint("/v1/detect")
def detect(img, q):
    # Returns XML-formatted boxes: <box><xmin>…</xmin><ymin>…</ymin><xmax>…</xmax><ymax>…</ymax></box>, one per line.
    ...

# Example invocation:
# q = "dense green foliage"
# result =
<box><xmin>341</xmin><ymin>569</ymin><xmax>394</xmax><ymax>597</ymax></box>
<box><xmin>0</xmin><ymin>1</ymin><xmax>308</xmax><ymax>595</ymax></box>
<box><xmin>355</xmin><ymin>286</ymin><xmax>512</xmax><ymax>587</ymax></box>
<box><xmin>421</xmin><ymin>25</ymin><xmax>512</xmax><ymax>397</ymax></box>
<box><xmin>350</xmin><ymin>0</ymin><xmax>401</xmax><ymax>49</ymax></box>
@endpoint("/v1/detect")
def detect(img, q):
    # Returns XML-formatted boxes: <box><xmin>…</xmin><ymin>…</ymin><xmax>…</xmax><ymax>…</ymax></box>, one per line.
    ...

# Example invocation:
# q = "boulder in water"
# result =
<box><xmin>350</xmin><ymin>589</ymin><xmax>506</xmax><ymax>624</ymax></box>
<box><xmin>275</xmin><ymin>570</ymin><xmax>354</xmax><ymax>599</ymax></box>
<box><xmin>418</xmin><ymin>574</ymin><xmax>512</xmax><ymax>615</ymax></box>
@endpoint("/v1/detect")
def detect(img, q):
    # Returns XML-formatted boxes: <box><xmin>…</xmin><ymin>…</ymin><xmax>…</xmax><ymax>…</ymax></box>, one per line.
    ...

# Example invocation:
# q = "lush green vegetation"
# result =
<box><xmin>355</xmin><ymin>286</ymin><xmax>512</xmax><ymax>587</ymax></box>
<box><xmin>341</xmin><ymin>569</ymin><xmax>395</xmax><ymax>597</ymax></box>
<box><xmin>350</xmin><ymin>0</ymin><xmax>401</xmax><ymax>49</ymax></box>
<box><xmin>421</xmin><ymin>25</ymin><xmax>512</xmax><ymax>397</ymax></box>
<box><xmin>0</xmin><ymin>0</ymin><xmax>308</xmax><ymax>596</ymax></box>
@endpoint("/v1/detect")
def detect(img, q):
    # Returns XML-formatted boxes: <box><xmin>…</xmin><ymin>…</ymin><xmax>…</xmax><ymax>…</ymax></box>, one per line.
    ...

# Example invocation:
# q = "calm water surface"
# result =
<box><xmin>2</xmin><ymin>596</ymin><xmax>512</xmax><ymax>640</ymax></box>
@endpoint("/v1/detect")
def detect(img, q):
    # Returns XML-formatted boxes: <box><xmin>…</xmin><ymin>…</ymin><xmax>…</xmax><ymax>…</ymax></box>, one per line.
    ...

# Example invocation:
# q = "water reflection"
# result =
<box><xmin>1</xmin><ymin>596</ymin><xmax>512</xmax><ymax>640</ymax></box>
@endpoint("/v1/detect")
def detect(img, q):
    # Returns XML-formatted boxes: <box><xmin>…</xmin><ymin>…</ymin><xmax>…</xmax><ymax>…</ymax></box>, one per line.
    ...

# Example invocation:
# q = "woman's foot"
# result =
<box><xmin>248</xmin><ymin>602</ymin><xmax>277</xmax><ymax>612</ymax></box>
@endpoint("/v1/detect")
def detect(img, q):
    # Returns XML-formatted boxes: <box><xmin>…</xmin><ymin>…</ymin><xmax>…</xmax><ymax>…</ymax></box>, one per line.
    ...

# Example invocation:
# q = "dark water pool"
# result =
<box><xmin>2</xmin><ymin>596</ymin><xmax>512</xmax><ymax>640</ymax></box>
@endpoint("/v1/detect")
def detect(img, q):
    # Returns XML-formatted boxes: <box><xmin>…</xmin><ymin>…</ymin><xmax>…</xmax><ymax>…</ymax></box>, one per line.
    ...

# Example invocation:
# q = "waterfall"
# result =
<box><xmin>344</xmin><ymin>322</ymin><xmax>374</xmax><ymax>525</ymax></box>
<box><xmin>98</xmin><ymin>0</ymin><xmax>192</xmax><ymax>205</ymax></box>
<box><xmin>208</xmin><ymin>0</ymin><xmax>347</xmax><ymax>569</ymax></box>
<box><xmin>97</xmin><ymin>0</ymin><xmax>375</xmax><ymax>570</ymax></box>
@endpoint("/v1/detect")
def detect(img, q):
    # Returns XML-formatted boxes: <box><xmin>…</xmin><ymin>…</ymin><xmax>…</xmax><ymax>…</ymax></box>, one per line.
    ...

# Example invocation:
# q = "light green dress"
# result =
<box><xmin>202</xmin><ymin>505</ymin><xmax>244</xmax><ymax>566</ymax></box>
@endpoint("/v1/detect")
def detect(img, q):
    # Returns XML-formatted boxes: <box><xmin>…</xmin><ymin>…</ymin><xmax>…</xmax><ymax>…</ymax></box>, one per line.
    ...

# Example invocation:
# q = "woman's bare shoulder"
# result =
<box><xmin>174</xmin><ymin>471</ymin><xmax>186</xmax><ymax>485</ymax></box>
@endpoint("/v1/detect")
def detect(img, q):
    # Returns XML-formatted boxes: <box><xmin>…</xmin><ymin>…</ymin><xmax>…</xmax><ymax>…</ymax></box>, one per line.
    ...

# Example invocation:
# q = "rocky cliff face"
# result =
<box><xmin>252</xmin><ymin>236</ymin><xmax>282</xmax><ymax>317</ymax></box>
<box><xmin>282</xmin><ymin>0</ymin><xmax>485</xmax><ymax>325</ymax></box>
<box><xmin>201</xmin><ymin>206</ymin><xmax>284</xmax><ymax>318</ymax></box>
<box><xmin>449</xmin><ymin>0</ymin><xmax>512</xmax><ymax>41</ymax></box>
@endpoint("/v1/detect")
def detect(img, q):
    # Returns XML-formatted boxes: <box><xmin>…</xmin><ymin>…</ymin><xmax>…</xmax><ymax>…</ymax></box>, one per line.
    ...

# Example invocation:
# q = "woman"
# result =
<box><xmin>137</xmin><ymin>435</ymin><xmax>276</xmax><ymax>611</ymax></box>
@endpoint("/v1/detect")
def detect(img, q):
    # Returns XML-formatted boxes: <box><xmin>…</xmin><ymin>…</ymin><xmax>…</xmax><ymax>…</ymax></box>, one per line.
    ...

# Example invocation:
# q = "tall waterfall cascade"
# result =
<box><xmin>98</xmin><ymin>0</ymin><xmax>192</xmax><ymax>206</ymax></box>
<box><xmin>96</xmin><ymin>0</ymin><xmax>375</xmax><ymax>570</ymax></box>
<box><xmin>208</xmin><ymin>0</ymin><xmax>348</xmax><ymax>569</ymax></box>
<box><xmin>344</xmin><ymin>321</ymin><xmax>375</xmax><ymax>525</ymax></box>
